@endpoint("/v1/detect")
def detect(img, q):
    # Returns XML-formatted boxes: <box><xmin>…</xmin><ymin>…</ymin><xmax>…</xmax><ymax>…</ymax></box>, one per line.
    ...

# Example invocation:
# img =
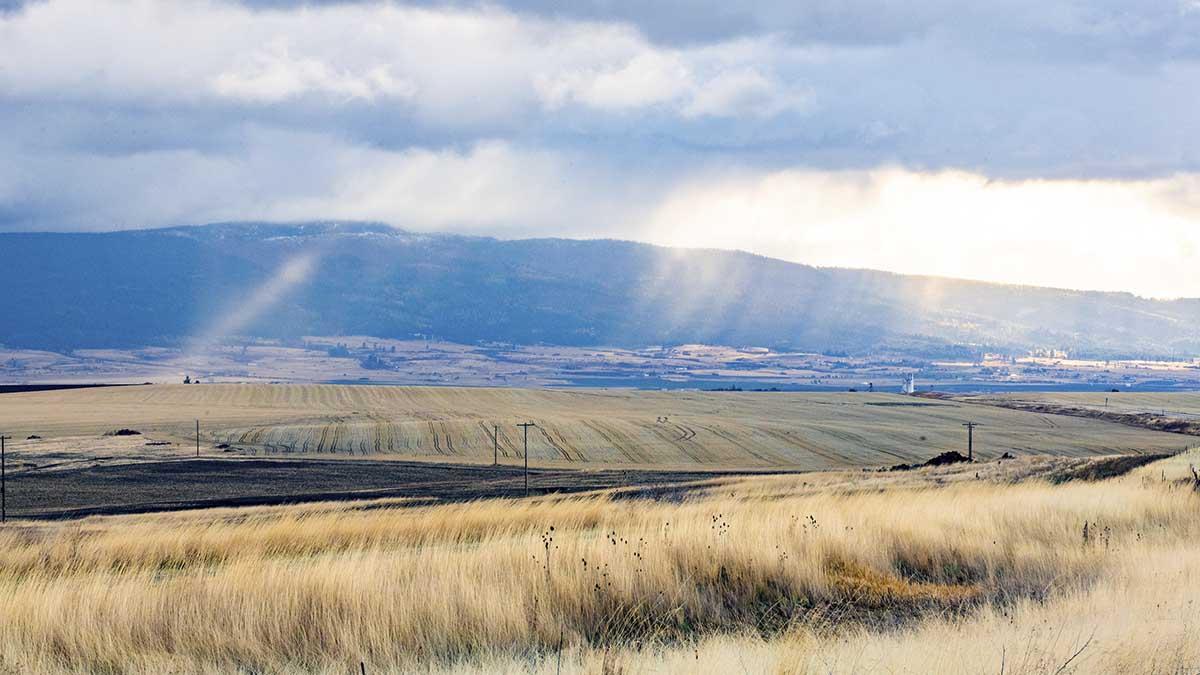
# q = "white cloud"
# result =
<box><xmin>0</xmin><ymin>0</ymin><xmax>805</xmax><ymax>118</ymax></box>
<box><xmin>682</xmin><ymin>68</ymin><xmax>810</xmax><ymax>118</ymax></box>
<box><xmin>0</xmin><ymin>0</ymin><xmax>821</xmax><ymax>128</ymax></box>
<box><xmin>212</xmin><ymin>39</ymin><xmax>417</xmax><ymax>103</ymax></box>
<box><xmin>1</xmin><ymin>0</ymin><xmax>1196</xmax><ymax>172</ymax></box>
<box><xmin>536</xmin><ymin>51</ymin><xmax>692</xmax><ymax>111</ymax></box>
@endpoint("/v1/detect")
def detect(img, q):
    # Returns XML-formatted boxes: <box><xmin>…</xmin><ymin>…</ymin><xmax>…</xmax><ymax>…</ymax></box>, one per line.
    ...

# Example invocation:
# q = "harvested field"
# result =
<box><xmin>0</xmin><ymin>385</ymin><xmax>1193</xmax><ymax>471</ymax></box>
<box><xmin>954</xmin><ymin>392</ymin><xmax>1200</xmax><ymax>436</ymax></box>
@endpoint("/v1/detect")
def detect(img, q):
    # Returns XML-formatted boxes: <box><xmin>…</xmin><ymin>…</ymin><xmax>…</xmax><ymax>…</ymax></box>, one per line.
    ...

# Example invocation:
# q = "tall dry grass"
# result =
<box><xmin>0</xmin><ymin>459</ymin><xmax>1196</xmax><ymax>673</ymax></box>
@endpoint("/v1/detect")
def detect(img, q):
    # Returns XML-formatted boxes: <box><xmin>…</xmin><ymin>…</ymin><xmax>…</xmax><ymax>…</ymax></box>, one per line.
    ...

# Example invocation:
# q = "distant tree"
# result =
<box><xmin>360</xmin><ymin>353</ymin><xmax>389</xmax><ymax>370</ymax></box>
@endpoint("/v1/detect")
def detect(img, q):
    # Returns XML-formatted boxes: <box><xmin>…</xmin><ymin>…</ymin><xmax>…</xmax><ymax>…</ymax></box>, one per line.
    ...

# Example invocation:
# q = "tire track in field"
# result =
<box><xmin>384</xmin><ymin>418</ymin><xmax>399</xmax><ymax>452</ymax></box>
<box><xmin>673</xmin><ymin>423</ymin><xmax>697</xmax><ymax>442</ymax></box>
<box><xmin>701</xmin><ymin>424</ymin><xmax>776</xmax><ymax>465</ymax></box>
<box><xmin>580</xmin><ymin>420</ymin><xmax>652</xmax><ymax>464</ymax></box>
<box><xmin>369</xmin><ymin>414</ymin><xmax>385</xmax><ymax>453</ymax></box>
<box><xmin>638</xmin><ymin>421</ymin><xmax>704</xmax><ymax>463</ymax></box>
<box><xmin>535</xmin><ymin>425</ymin><xmax>577</xmax><ymax>461</ymax></box>
<box><xmin>669</xmin><ymin>421</ymin><xmax>719</xmax><ymax>462</ymax></box>
<box><xmin>760</xmin><ymin>427</ymin><xmax>854</xmax><ymax>465</ymax></box>
<box><xmin>330</xmin><ymin>417</ymin><xmax>349</xmax><ymax>454</ymax></box>
<box><xmin>495</xmin><ymin>425</ymin><xmax>516</xmax><ymax>458</ymax></box>
<box><xmin>744</xmin><ymin>425</ymin><xmax>840</xmax><ymax>461</ymax></box>
<box><xmin>478</xmin><ymin>422</ymin><xmax>499</xmax><ymax>459</ymax></box>
<box><xmin>427</xmin><ymin>422</ymin><xmax>450</xmax><ymax>455</ymax></box>
<box><xmin>237</xmin><ymin>427</ymin><xmax>267</xmax><ymax>447</ymax></box>
<box><xmin>813</xmin><ymin>427</ymin><xmax>910</xmax><ymax>462</ymax></box>
<box><xmin>313</xmin><ymin>416</ymin><xmax>349</xmax><ymax>454</ymax></box>
<box><xmin>429</xmin><ymin>422</ymin><xmax>451</xmax><ymax>454</ymax></box>
<box><xmin>550</xmin><ymin>424</ymin><xmax>587</xmax><ymax>462</ymax></box>
<box><xmin>315</xmin><ymin>422</ymin><xmax>333</xmax><ymax>453</ymax></box>
<box><xmin>479</xmin><ymin>422</ymin><xmax>521</xmax><ymax>459</ymax></box>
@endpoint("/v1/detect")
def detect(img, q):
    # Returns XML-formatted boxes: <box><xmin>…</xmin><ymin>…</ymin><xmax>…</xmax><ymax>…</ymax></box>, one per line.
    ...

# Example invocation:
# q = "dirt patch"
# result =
<box><xmin>863</xmin><ymin>401</ymin><xmax>957</xmax><ymax>408</ymax></box>
<box><xmin>889</xmin><ymin>450</ymin><xmax>973</xmax><ymax>472</ymax></box>
<box><xmin>3</xmin><ymin>458</ymin><xmax>796</xmax><ymax>520</ymax></box>
<box><xmin>925</xmin><ymin>451</ymin><xmax>972</xmax><ymax>466</ymax></box>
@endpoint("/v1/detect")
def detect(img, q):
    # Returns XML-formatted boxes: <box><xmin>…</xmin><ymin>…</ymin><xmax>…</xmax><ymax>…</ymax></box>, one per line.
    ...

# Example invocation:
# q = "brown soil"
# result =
<box><xmin>3</xmin><ymin>458</ymin><xmax>794</xmax><ymax>520</ymax></box>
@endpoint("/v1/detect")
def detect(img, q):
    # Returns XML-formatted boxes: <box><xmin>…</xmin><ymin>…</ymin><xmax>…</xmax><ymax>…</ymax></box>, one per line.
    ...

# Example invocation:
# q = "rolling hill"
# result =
<box><xmin>0</xmin><ymin>384</ymin><xmax>1191</xmax><ymax>469</ymax></box>
<box><xmin>3</xmin><ymin>222</ymin><xmax>1199</xmax><ymax>358</ymax></box>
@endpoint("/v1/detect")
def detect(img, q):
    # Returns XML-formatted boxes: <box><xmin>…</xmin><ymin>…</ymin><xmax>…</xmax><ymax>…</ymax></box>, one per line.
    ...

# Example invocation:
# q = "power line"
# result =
<box><xmin>517</xmin><ymin>422</ymin><xmax>536</xmax><ymax>496</ymax></box>
<box><xmin>962</xmin><ymin>422</ymin><xmax>980</xmax><ymax>461</ymax></box>
<box><xmin>1</xmin><ymin>434</ymin><xmax>10</xmax><ymax>523</ymax></box>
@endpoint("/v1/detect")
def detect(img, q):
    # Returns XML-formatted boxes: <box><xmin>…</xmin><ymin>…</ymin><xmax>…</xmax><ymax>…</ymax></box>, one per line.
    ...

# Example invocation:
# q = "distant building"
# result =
<box><xmin>901</xmin><ymin>374</ymin><xmax>916</xmax><ymax>395</ymax></box>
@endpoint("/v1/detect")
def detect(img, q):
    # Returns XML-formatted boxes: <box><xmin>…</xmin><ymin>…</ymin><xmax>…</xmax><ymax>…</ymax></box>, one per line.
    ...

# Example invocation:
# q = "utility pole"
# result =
<box><xmin>962</xmin><ymin>422</ymin><xmax>979</xmax><ymax>461</ymax></box>
<box><xmin>1</xmin><ymin>435</ymin><xmax>10</xmax><ymax>523</ymax></box>
<box><xmin>518</xmin><ymin>422</ymin><xmax>536</xmax><ymax>496</ymax></box>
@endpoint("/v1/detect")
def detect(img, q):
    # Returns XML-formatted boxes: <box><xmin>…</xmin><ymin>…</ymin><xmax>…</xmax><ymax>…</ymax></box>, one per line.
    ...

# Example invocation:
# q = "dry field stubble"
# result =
<box><xmin>0</xmin><ymin>385</ymin><xmax>1191</xmax><ymax>470</ymax></box>
<box><xmin>0</xmin><ymin>453</ymin><xmax>1197</xmax><ymax>674</ymax></box>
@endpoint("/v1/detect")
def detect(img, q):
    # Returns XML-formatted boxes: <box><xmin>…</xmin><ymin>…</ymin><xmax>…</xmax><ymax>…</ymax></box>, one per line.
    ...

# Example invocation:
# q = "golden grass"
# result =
<box><xmin>0</xmin><ymin>456</ymin><xmax>1197</xmax><ymax>674</ymax></box>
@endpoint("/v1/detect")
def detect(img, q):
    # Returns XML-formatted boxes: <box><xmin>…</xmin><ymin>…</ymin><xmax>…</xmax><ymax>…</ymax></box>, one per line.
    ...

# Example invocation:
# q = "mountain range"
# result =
<box><xmin>3</xmin><ymin>222</ymin><xmax>1198</xmax><ymax>359</ymax></box>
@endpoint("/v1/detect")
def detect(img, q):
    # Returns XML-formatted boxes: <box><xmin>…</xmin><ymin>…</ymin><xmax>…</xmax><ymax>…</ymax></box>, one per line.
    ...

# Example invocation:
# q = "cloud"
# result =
<box><xmin>536</xmin><ymin>51</ymin><xmax>692</xmax><ymax>111</ymax></box>
<box><xmin>1</xmin><ymin>0</ymin><xmax>1200</xmax><ymax>298</ymax></box>
<box><xmin>212</xmin><ymin>39</ymin><xmax>417</xmax><ymax>103</ymax></box>
<box><xmin>682</xmin><ymin>68</ymin><xmax>810</xmax><ymax>118</ymax></box>
<box><xmin>2</xmin><ymin>0</ymin><xmax>1197</xmax><ymax>175</ymax></box>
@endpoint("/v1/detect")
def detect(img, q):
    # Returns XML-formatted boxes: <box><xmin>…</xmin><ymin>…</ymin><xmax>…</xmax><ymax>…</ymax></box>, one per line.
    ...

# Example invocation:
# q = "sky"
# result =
<box><xmin>1</xmin><ymin>0</ymin><xmax>1199</xmax><ymax>298</ymax></box>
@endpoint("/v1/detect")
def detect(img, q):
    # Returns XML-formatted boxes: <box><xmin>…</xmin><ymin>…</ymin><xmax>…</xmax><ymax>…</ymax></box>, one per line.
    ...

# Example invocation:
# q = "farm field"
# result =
<box><xmin>0</xmin><ymin>384</ymin><xmax>1194</xmax><ymax>473</ymax></box>
<box><xmin>0</xmin><ymin>451</ymin><xmax>1197</xmax><ymax>673</ymax></box>
<box><xmin>960</xmin><ymin>391</ymin><xmax>1200</xmax><ymax>419</ymax></box>
<box><xmin>1</xmin><ymin>458</ymin><xmax>768</xmax><ymax>519</ymax></box>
